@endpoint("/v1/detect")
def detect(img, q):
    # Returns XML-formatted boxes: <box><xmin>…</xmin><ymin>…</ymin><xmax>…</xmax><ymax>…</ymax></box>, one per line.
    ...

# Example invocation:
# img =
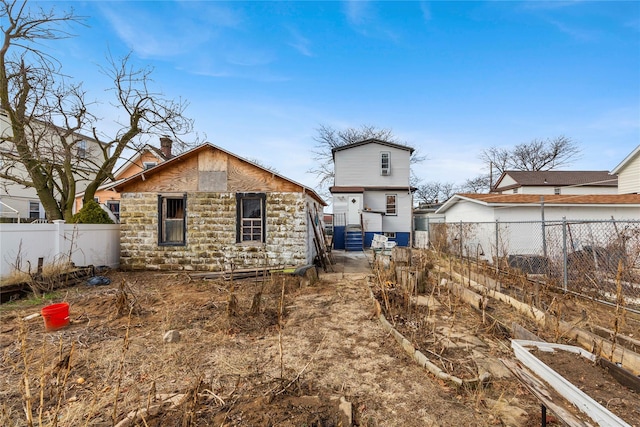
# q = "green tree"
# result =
<box><xmin>72</xmin><ymin>200</ymin><xmax>113</xmax><ymax>224</ymax></box>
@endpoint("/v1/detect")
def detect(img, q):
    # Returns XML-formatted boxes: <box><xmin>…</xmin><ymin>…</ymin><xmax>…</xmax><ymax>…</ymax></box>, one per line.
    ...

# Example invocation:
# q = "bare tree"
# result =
<box><xmin>477</xmin><ymin>136</ymin><xmax>581</xmax><ymax>191</ymax></box>
<box><xmin>309</xmin><ymin>124</ymin><xmax>425</xmax><ymax>195</ymax></box>
<box><xmin>459</xmin><ymin>174</ymin><xmax>492</xmax><ymax>194</ymax></box>
<box><xmin>0</xmin><ymin>0</ymin><xmax>193</xmax><ymax>220</ymax></box>
<box><xmin>414</xmin><ymin>181</ymin><xmax>457</xmax><ymax>205</ymax></box>
<box><xmin>480</xmin><ymin>136</ymin><xmax>581</xmax><ymax>176</ymax></box>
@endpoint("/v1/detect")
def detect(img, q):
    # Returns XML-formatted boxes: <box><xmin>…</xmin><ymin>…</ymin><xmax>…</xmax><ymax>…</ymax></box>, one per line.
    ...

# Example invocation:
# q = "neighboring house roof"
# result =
<box><xmin>611</xmin><ymin>145</ymin><xmax>640</xmax><ymax>174</ymax></box>
<box><xmin>493</xmin><ymin>170</ymin><xmax>617</xmax><ymax>192</ymax></box>
<box><xmin>330</xmin><ymin>185</ymin><xmax>417</xmax><ymax>193</ymax></box>
<box><xmin>111</xmin><ymin>145</ymin><xmax>168</xmax><ymax>179</ymax></box>
<box><xmin>437</xmin><ymin>193</ymin><xmax>640</xmax><ymax>214</ymax></box>
<box><xmin>74</xmin><ymin>145</ymin><xmax>167</xmax><ymax>199</ymax></box>
<box><xmin>113</xmin><ymin>142</ymin><xmax>326</xmax><ymax>206</ymax></box>
<box><xmin>331</xmin><ymin>138</ymin><xmax>415</xmax><ymax>158</ymax></box>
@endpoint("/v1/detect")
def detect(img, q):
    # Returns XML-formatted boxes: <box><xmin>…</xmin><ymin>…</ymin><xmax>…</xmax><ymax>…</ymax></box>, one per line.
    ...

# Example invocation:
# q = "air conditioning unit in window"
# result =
<box><xmin>381</xmin><ymin>167</ymin><xmax>390</xmax><ymax>176</ymax></box>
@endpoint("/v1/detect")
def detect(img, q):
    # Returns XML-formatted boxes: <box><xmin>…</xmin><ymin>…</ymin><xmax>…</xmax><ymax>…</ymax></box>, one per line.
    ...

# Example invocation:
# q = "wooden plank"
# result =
<box><xmin>511</xmin><ymin>322</ymin><xmax>546</xmax><ymax>342</ymax></box>
<box><xmin>227</xmin><ymin>156</ymin><xmax>301</xmax><ymax>193</ymax></box>
<box><xmin>597</xmin><ymin>357</ymin><xmax>640</xmax><ymax>393</ymax></box>
<box><xmin>501</xmin><ymin>359</ymin><xmax>593</xmax><ymax>427</ymax></box>
<box><xmin>308</xmin><ymin>205</ymin><xmax>333</xmax><ymax>272</ymax></box>
<box><xmin>126</xmin><ymin>155</ymin><xmax>199</xmax><ymax>192</ymax></box>
<box><xmin>590</xmin><ymin>325</ymin><xmax>640</xmax><ymax>354</ymax></box>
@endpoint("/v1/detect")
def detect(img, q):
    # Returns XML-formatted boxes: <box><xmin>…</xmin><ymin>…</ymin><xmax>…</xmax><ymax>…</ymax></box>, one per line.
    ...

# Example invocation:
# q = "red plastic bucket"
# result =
<box><xmin>41</xmin><ymin>302</ymin><xmax>70</xmax><ymax>331</ymax></box>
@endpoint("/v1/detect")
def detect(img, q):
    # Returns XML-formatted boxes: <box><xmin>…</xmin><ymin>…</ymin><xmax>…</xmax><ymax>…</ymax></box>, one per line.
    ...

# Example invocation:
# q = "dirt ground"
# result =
<box><xmin>0</xmin><ymin>250</ymin><xmax>638</xmax><ymax>426</ymax></box>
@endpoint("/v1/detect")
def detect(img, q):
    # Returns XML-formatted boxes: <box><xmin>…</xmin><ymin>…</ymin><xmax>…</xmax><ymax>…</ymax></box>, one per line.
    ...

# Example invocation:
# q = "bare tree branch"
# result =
<box><xmin>309</xmin><ymin>124</ymin><xmax>424</xmax><ymax>197</ymax></box>
<box><xmin>1</xmin><ymin>1</ymin><xmax>194</xmax><ymax>220</ymax></box>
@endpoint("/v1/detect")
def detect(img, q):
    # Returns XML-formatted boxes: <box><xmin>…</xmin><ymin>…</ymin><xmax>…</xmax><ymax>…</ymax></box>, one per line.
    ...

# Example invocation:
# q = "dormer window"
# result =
<box><xmin>381</xmin><ymin>151</ymin><xmax>390</xmax><ymax>176</ymax></box>
<box><xmin>143</xmin><ymin>161</ymin><xmax>157</xmax><ymax>170</ymax></box>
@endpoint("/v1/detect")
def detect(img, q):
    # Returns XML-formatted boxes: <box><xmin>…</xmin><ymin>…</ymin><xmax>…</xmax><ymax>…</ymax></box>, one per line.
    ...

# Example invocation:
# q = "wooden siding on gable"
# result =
<box><xmin>117</xmin><ymin>145</ymin><xmax>305</xmax><ymax>195</ymax></box>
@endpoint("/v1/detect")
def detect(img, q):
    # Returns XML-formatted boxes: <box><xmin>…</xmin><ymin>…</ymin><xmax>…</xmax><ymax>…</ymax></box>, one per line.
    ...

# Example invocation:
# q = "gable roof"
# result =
<box><xmin>611</xmin><ymin>145</ymin><xmax>640</xmax><ymax>174</ymax></box>
<box><xmin>437</xmin><ymin>193</ymin><xmax>640</xmax><ymax>214</ymax></box>
<box><xmin>111</xmin><ymin>144</ymin><xmax>168</xmax><ymax>180</ymax></box>
<box><xmin>493</xmin><ymin>170</ymin><xmax>617</xmax><ymax>191</ymax></box>
<box><xmin>331</xmin><ymin>138</ymin><xmax>415</xmax><ymax>158</ymax></box>
<box><xmin>113</xmin><ymin>142</ymin><xmax>326</xmax><ymax>206</ymax></box>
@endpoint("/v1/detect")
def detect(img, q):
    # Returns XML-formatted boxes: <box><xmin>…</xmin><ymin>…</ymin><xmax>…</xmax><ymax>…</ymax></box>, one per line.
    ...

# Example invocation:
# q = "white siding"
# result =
<box><xmin>334</xmin><ymin>143</ymin><xmax>411</xmax><ymax>187</ymax></box>
<box><xmin>494</xmin><ymin>175</ymin><xmax>517</xmax><ymax>190</ymax></box>
<box><xmin>363</xmin><ymin>190</ymin><xmax>412</xmax><ymax>233</ymax></box>
<box><xmin>519</xmin><ymin>186</ymin><xmax>618</xmax><ymax>195</ymax></box>
<box><xmin>0</xmin><ymin>221</ymin><xmax>120</xmax><ymax>279</ymax></box>
<box><xmin>444</xmin><ymin>202</ymin><xmax>640</xmax><ymax>223</ymax></box>
<box><xmin>617</xmin><ymin>154</ymin><xmax>640</xmax><ymax>194</ymax></box>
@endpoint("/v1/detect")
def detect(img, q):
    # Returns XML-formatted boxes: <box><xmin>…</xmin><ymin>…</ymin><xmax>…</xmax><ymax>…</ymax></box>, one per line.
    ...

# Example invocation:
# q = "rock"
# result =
<box><xmin>339</xmin><ymin>396</ymin><xmax>352</xmax><ymax>426</ymax></box>
<box><xmin>163</xmin><ymin>330</ymin><xmax>181</xmax><ymax>343</ymax></box>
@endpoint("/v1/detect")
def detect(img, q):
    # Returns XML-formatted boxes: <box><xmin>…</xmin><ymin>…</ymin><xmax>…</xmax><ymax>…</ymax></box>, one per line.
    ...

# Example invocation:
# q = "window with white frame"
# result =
<box><xmin>77</xmin><ymin>140</ymin><xmax>87</xmax><ymax>159</ymax></box>
<box><xmin>158</xmin><ymin>195</ymin><xmax>186</xmax><ymax>245</ymax></box>
<box><xmin>380</xmin><ymin>151</ymin><xmax>390</xmax><ymax>175</ymax></box>
<box><xmin>236</xmin><ymin>193</ymin><xmax>266</xmax><ymax>243</ymax></box>
<box><xmin>143</xmin><ymin>162</ymin><xmax>157</xmax><ymax>170</ymax></box>
<box><xmin>107</xmin><ymin>200</ymin><xmax>120</xmax><ymax>221</ymax></box>
<box><xmin>554</xmin><ymin>187</ymin><xmax>561</xmax><ymax>195</ymax></box>
<box><xmin>385</xmin><ymin>194</ymin><xmax>397</xmax><ymax>215</ymax></box>
<box><xmin>383</xmin><ymin>232</ymin><xmax>396</xmax><ymax>239</ymax></box>
<box><xmin>29</xmin><ymin>201</ymin><xmax>40</xmax><ymax>219</ymax></box>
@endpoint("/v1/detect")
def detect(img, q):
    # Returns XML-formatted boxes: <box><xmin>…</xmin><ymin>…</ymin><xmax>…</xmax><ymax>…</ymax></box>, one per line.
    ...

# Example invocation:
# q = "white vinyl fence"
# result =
<box><xmin>0</xmin><ymin>220</ymin><xmax>120</xmax><ymax>280</ymax></box>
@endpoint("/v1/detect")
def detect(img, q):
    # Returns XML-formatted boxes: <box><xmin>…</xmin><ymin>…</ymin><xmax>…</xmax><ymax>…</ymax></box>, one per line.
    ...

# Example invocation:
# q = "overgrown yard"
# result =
<box><xmin>1</xmin><ymin>250</ymin><xmax>638</xmax><ymax>426</ymax></box>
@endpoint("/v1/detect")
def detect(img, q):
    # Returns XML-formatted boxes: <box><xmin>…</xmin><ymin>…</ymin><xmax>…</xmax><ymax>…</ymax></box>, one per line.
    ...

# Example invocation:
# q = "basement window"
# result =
<box><xmin>158</xmin><ymin>194</ymin><xmax>186</xmax><ymax>245</ymax></box>
<box><xmin>236</xmin><ymin>193</ymin><xmax>266</xmax><ymax>243</ymax></box>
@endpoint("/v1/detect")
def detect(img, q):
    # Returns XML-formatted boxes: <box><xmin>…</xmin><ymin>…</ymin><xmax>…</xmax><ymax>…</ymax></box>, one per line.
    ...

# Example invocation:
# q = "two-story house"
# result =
<box><xmin>611</xmin><ymin>145</ymin><xmax>640</xmax><ymax>194</ymax></box>
<box><xmin>491</xmin><ymin>170</ymin><xmax>618</xmax><ymax>195</ymax></box>
<box><xmin>0</xmin><ymin>110</ymin><xmax>103</xmax><ymax>222</ymax></box>
<box><xmin>73</xmin><ymin>138</ymin><xmax>172</xmax><ymax>222</ymax></box>
<box><xmin>330</xmin><ymin>138</ymin><xmax>414</xmax><ymax>250</ymax></box>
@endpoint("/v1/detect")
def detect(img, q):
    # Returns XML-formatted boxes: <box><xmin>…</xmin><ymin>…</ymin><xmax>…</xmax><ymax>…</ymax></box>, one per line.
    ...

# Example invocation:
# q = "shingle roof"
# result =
<box><xmin>331</xmin><ymin>138</ymin><xmax>415</xmax><ymax>155</ymax></box>
<box><xmin>436</xmin><ymin>193</ymin><xmax>640</xmax><ymax>214</ymax></box>
<box><xmin>494</xmin><ymin>170</ymin><xmax>617</xmax><ymax>190</ymax></box>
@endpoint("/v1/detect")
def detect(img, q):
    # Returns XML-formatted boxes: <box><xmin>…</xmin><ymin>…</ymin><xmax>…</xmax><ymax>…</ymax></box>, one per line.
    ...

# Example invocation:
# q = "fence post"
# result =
<box><xmin>540</xmin><ymin>196</ymin><xmax>547</xmax><ymax>259</ymax></box>
<box><xmin>53</xmin><ymin>220</ymin><xmax>65</xmax><ymax>260</ymax></box>
<box><xmin>459</xmin><ymin>220</ymin><xmax>463</xmax><ymax>258</ymax></box>
<box><xmin>426</xmin><ymin>216</ymin><xmax>430</xmax><ymax>248</ymax></box>
<box><xmin>495</xmin><ymin>220</ymin><xmax>499</xmax><ymax>273</ymax></box>
<box><xmin>562</xmin><ymin>217</ymin><xmax>568</xmax><ymax>292</ymax></box>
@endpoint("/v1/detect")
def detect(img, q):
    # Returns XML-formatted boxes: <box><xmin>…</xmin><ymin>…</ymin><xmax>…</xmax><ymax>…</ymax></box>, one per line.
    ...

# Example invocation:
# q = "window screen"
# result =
<box><xmin>159</xmin><ymin>195</ymin><xmax>186</xmax><ymax>245</ymax></box>
<box><xmin>236</xmin><ymin>193</ymin><xmax>266</xmax><ymax>243</ymax></box>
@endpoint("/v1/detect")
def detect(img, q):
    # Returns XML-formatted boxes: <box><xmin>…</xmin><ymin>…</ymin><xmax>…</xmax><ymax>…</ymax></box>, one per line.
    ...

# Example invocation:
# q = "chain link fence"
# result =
<box><xmin>421</xmin><ymin>219</ymin><xmax>640</xmax><ymax>309</ymax></box>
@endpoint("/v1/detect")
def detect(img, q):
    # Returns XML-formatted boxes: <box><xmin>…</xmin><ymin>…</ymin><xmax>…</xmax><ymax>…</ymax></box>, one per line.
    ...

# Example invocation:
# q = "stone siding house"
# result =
<box><xmin>113</xmin><ymin>143</ymin><xmax>326</xmax><ymax>272</ymax></box>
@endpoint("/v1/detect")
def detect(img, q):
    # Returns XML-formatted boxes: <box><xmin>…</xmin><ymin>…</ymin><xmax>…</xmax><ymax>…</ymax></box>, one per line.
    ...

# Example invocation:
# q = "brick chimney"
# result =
<box><xmin>160</xmin><ymin>136</ymin><xmax>173</xmax><ymax>159</ymax></box>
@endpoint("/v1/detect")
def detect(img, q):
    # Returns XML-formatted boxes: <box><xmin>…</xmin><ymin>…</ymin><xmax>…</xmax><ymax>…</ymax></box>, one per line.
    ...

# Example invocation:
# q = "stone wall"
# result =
<box><xmin>120</xmin><ymin>192</ymin><xmax>311</xmax><ymax>271</ymax></box>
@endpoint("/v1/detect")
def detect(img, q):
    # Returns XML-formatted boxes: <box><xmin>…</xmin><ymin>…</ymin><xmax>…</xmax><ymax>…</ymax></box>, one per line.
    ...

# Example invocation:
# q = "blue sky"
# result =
<box><xmin>36</xmin><ymin>1</ymin><xmax>640</xmax><ymax>193</ymax></box>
